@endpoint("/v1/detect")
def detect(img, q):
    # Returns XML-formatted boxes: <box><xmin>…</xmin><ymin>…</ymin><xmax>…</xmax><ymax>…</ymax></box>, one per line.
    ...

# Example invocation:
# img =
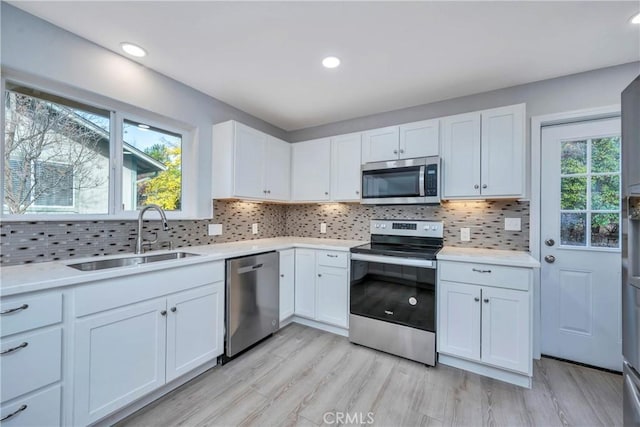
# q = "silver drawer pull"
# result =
<box><xmin>326</xmin><ymin>254</ymin><xmax>338</xmax><ymax>258</ymax></box>
<box><xmin>1</xmin><ymin>304</ymin><xmax>29</xmax><ymax>315</ymax></box>
<box><xmin>1</xmin><ymin>342</ymin><xmax>28</xmax><ymax>355</ymax></box>
<box><xmin>472</xmin><ymin>268</ymin><xmax>492</xmax><ymax>273</ymax></box>
<box><xmin>1</xmin><ymin>404</ymin><xmax>27</xmax><ymax>422</ymax></box>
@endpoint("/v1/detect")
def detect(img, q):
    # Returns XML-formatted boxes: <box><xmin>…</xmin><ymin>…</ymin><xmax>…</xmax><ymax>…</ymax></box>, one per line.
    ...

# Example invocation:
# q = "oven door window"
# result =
<box><xmin>350</xmin><ymin>260</ymin><xmax>436</xmax><ymax>332</ymax></box>
<box><xmin>362</xmin><ymin>166</ymin><xmax>423</xmax><ymax>199</ymax></box>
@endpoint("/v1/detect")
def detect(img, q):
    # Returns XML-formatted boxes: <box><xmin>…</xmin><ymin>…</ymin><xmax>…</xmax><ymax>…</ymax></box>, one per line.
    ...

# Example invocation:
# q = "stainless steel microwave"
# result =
<box><xmin>361</xmin><ymin>156</ymin><xmax>440</xmax><ymax>205</ymax></box>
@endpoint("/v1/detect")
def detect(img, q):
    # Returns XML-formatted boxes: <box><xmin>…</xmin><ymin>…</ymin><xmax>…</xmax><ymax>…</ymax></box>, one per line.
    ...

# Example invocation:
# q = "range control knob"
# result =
<box><xmin>431</xmin><ymin>225</ymin><xmax>438</xmax><ymax>231</ymax></box>
<box><xmin>381</xmin><ymin>224</ymin><xmax>386</xmax><ymax>229</ymax></box>
<box><xmin>375</xmin><ymin>224</ymin><xmax>380</xmax><ymax>228</ymax></box>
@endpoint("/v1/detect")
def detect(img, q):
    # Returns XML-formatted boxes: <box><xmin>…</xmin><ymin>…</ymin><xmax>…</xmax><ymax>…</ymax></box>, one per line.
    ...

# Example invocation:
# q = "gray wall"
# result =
<box><xmin>288</xmin><ymin>62</ymin><xmax>640</xmax><ymax>141</ymax></box>
<box><xmin>0</xmin><ymin>3</ymin><xmax>288</xmax><ymax>218</ymax></box>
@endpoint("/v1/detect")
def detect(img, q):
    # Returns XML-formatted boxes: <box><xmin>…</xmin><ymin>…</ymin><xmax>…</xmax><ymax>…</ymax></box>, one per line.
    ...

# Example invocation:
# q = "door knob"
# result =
<box><xmin>544</xmin><ymin>255</ymin><xmax>556</xmax><ymax>263</ymax></box>
<box><xmin>545</xmin><ymin>239</ymin><xmax>555</xmax><ymax>247</ymax></box>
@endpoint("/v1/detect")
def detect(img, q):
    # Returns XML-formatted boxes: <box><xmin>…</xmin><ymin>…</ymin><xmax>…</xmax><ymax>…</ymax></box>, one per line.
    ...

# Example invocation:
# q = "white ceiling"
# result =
<box><xmin>10</xmin><ymin>1</ymin><xmax>640</xmax><ymax>131</ymax></box>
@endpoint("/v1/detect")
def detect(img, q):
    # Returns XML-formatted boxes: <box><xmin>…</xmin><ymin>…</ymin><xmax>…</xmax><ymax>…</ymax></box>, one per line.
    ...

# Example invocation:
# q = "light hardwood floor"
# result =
<box><xmin>118</xmin><ymin>323</ymin><xmax>623</xmax><ymax>427</ymax></box>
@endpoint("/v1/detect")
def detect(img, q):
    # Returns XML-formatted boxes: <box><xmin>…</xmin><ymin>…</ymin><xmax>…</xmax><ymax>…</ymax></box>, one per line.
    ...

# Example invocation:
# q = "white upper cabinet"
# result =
<box><xmin>362</xmin><ymin>120</ymin><xmax>440</xmax><ymax>163</ymax></box>
<box><xmin>291</xmin><ymin>138</ymin><xmax>331</xmax><ymax>201</ymax></box>
<box><xmin>480</xmin><ymin>105</ymin><xmax>525</xmax><ymax>198</ymax></box>
<box><xmin>212</xmin><ymin>120</ymin><xmax>290</xmax><ymax>201</ymax></box>
<box><xmin>361</xmin><ymin>126</ymin><xmax>400</xmax><ymax>163</ymax></box>
<box><xmin>441</xmin><ymin>104</ymin><xmax>525</xmax><ymax>199</ymax></box>
<box><xmin>399</xmin><ymin>119</ymin><xmax>440</xmax><ymax>159</ymax></box>
<box><xmin>442</xmin><ymin>112</ymin><xmax>482</xmax><ymax>198</ymax></box>
<box><xmin>331</xmin><ymin>133</ymin><xmax>362</xmax><ymax>201</ymax></box>
<box><xmin>265</xmin><ymin>136</ymin><xmax>292</xmax><ymax>201</ymax></box>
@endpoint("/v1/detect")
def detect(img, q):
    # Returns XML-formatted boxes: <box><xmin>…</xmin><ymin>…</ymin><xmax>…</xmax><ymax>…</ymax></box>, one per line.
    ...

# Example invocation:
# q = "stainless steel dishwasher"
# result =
<box><xmin>225</xmin><ymin>251</ymin><xmax>279</xmax><ymax>359</ymax></box>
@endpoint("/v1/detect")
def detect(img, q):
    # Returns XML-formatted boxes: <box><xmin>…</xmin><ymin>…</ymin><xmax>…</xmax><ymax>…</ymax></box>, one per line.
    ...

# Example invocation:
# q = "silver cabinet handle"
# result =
<box><xmin>472</xmin><ymin>268</ymin><xmax>491</xmax><ymax>273</ymax></box>
<box><xmin>355</xmin><ymin>190</ymin><xmax>360</xmax><ymax>195</ymax></box>
<box><xmin>393</xmin><ymin>150</ymin><xmax>398</xmax><ymax>154</ymax></box>
<box><xmin>170</xmin><ymin>307</ymin><xmax>177</xmax><ymax>313</ymax></box>
<box><xmin>1</xmin><ymin>404</ymin><xmax>27</xmax><ymax>422</ymax></box>
<box><xmin>160</xmin><ymin>310</ymin><xmax>167</xmax><ymax>316</ymax></box>
<box><xmin>484</xmin><ymin>298</ymin><xmax>489</xmax><ymax>303</ymax></box>
<box><xmin>267</xmin><ymin>190</ymin><xmax>271</xmax><ymax>194</ymax></box>
<box><xmin>318</xmin><ymin>274</ymin><xmax>322</xmax><ymax>277</ymax></box>
<box><xmin>482</xmin><ymin>184</ymin><xmax>488</xmax><ymax>189</ymax></box>
<box><xmin>474</xmin><ymin>184</ymin><xmax>479</xmax><ymax>189</ymax></box>
<box><xmin>280</xmin><ymin>274</ymin><xmax>284</xmax><ymax>278</ymax></box>
<box><xmin>327</xmin><ymin>254</ymin><xmax>338</xmax><ymax>258</ymax></box>
<box><xmin>324</xmin><ymin>191</ymin><xmax>329</xmax><ymax>195</ymax></box>
<box><xmin>1</xmin><ymin>304</ymin><xmax>28</xmax><ymax>315</ymax></box>
<box><xmin>474</xmin><ymin>297</ymin><xmax>480</xmax><ymax>302</ymax></box>
<box><xmin>263</xmin><ymin>190</ymin><xmax>267</xmax><ymax>194</ymax></box>
<box><xmin>1</xmin><ymin>342</ymin><xmax>28</xmax><ymax>355</ymax></box>
<box><xmin>399</xmin><ymin>149</ymin><xmax>404</xmax><ymax>154</ymax></box>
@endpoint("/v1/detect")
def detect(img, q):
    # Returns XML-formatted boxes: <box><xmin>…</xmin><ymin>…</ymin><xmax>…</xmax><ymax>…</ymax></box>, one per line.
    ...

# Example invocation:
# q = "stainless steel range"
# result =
<box><xmin>349</xmin><ymin>219</ymin><xmax>443</xmax><ymax>366</ymax></box>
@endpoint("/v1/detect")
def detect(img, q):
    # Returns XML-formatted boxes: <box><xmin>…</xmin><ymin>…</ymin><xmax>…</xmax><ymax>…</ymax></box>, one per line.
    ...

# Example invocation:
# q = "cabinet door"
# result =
<box><xmin>265</xmin><ymin>136</ymin><xmax>291</xmax><ymax>201</ymax></box>
<box><xmin>441</xmin><ymin>112</ymin><xmax>481</xmax><ymax>198</ymax></box>
<box><xmin>480</xmin><ymin>104</ymin><xmax>525</xmax><ymax>197</ymax></box>
<box><xmin>361</xmin><ymin>126</ymin><xmax>399</xmax><ymax>163</ymax></box>
<box><xmin>316</xmin><ymin>265</ymin><xmax>349</xmax><ymax>328</ymax></box>
<box><xmin>438</xmin><ymin>281</ymin><xmax>481</xmax><ymax>361</ymax></box>
<box><xmin>294</xmin><ymin>249</ymin><xmax>316</xmax><ymax>319</ymax></box>
<box><xmin>399</xmin><ymin>119</ymin><xmax>439</xmax><ymax>159</ymax></box>
<box><xmin>166</xmin><ymin>283</ymin><xmax>224</xmax><ymax>382</ymax></box>
<box><xmin>481</xmin><ymin>286</ymin><xmax>530</xmax><ymax>374</ymax></box>
<box><xmin>279</xmin><ymin>249</ymin><xmax>296</xmax><ymax>321</ymax></box>
<box><xmin>74</xmin><ymin>299</ymin><xmax>167</xmax><ymax>426</ymax></box>
<box><xmin>291</xmin><ymin>139</ymin><xmax>331</xmax><ymax>201</ymax></box>
<box><xmin>331</xmin><ymin>133</ymin><xmax>362</xmax><ymax>201</ymax></box>
<box><xmin>234</xmin><ymin>122</ymin><xmax>266</xmax><ymax>199</ymax></box>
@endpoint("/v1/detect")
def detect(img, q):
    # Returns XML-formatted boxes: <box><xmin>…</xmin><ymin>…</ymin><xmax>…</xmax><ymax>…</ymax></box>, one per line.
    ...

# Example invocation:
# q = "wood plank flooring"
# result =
<box><xmin>117</xmin><ymin>323</ymin><xmax>623</xmax><ymax>427</ymax></box>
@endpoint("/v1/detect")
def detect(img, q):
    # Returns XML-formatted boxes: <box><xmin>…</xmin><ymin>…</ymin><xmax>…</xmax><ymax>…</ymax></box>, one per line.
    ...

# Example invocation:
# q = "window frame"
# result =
<box><xmin>0</xmin><ymin>75</ymin><xmax>197</xmax><ymax>221</ymax></box>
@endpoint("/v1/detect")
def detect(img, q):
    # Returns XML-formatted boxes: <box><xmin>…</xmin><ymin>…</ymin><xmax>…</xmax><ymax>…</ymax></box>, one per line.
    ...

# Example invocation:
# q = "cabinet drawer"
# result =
<box><xmin>317</xmin><ymin>251</ymin><xmax>348</xmax><ymax>268</ymax></box>
<box><xmin>0</xmin><ymin>293</ymin><xmax>62</xmax><ymax>338</ymax></box>
<box><xmin>439</xmin><ymin>262</ymin><xmax>530</xmax><ymax>291</ymax></box>
<box><xmin>1</xmin><ymin>328</ymin><xmax>62</xmax><ymax>403</ymax></box>
<box><xmin>0</xmin><ymin>385</ymin><xmax>61</xmax><ymax>427</ymax></box>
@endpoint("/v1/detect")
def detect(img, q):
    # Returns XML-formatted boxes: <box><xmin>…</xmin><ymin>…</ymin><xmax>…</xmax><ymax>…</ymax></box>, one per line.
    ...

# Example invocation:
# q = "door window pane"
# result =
<box><xmin>591</xmin><ymin>213</ymin><xmax>620</xmax><ymax>248</ymax></box>
<box><xmin>3</xmin><ymin>87</ymin><xmax>110</xmax><ymax>214</ymax></box>
<box><xmin>122</xmin><ymin>120</ymin><xmax>182</xmax><ymax>211</ymax></box>
<box><xmin>591</xmin><ymin>137</ymin><xmax>620</xmax><ymax>173</ymax></box>
<box><xmin>591</xmin><ymin>175</ymin><xmax>620</xmax><ymax>211</ymax></box>
<box><xmin>561</xmin><ymin>140</ymin><xmax>587</xmax><ymax>174</ymax></box>
<box><xmin>561</xmin><ymin>177</ymin><xmax>587</xmax><ymax>210</ymax></box>
<box><xmin>561</xmin><ymin>213</ymin><xmax>586</xmax><ymax>246</ymax></box>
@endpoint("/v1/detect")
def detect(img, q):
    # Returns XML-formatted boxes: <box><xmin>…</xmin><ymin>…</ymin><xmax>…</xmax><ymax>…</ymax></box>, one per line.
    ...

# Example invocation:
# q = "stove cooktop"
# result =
<box><xmin>350</xmin><ymin>243</ymin><xmax>441</xmax><ymax>260</ymax></box>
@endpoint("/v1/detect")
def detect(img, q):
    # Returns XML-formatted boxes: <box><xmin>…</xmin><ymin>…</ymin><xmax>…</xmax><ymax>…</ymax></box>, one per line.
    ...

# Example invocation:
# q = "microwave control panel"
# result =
<box><xmin>425</xmin><ymin>164</ymin><xmax>438</xmax><ymax>197</ymax></box>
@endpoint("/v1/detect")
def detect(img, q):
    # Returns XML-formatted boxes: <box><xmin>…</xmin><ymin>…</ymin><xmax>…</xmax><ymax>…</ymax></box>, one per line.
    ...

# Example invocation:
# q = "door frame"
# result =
<box><xmin>530</xmin><ymin>104</ymin><xmax>621</xmax><ymax>359</ymax></box>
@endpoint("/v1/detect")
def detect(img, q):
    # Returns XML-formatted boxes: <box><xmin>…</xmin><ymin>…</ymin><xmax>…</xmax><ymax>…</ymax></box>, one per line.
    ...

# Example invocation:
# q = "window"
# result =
<box><xmin>2</xmin><ymin>83</ymin><xmax>187</xmax><ymax>218</ymax></box>
<box><xmin>122</xmin><ymin>119</ymin><xmax>182</xmax><ymax>211</ymax></box>
<box><xmin>559</xmin><ymin>136</ymin><xmax>621</xmax><ymax>249</ymax></box>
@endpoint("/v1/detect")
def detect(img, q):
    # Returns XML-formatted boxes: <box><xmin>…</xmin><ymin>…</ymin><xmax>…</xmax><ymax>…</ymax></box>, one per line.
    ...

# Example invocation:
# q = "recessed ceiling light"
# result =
<box><xmin>121</xmin><ymin>42</ymin><xmax>147</xmax><ymax>57</ymax></box>
<box><xmin>322</xmin><ymin>56</ymin><xmax>341</xmax><ymax>69</ymax></box>
<box><xmin>631</xmin><ymin>12</ymin><xmax>640</xmax><ymax>24</ymax></box>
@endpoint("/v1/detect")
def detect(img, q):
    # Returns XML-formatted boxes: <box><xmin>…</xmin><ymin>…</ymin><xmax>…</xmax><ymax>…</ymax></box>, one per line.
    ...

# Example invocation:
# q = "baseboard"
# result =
<box><xmin>438</xmin><ymin>354</ymin><xmax>532</xmax><ymax>388</ymax></box>
<box><xmin>290</xmin><ymin>316</ymin><xmax>348</xmax><ymax>337</ymax></box>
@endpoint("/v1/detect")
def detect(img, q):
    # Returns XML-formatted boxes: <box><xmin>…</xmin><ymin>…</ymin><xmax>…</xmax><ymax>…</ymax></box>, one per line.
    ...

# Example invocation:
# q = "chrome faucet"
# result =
<box><xmin>135</xmin><ymin>204</ymin><xmax>169</xmax><ymax>254</ymax></box>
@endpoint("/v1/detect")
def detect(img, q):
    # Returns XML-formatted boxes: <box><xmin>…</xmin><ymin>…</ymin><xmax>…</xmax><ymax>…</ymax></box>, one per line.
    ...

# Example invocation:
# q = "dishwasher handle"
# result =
<box><xmin>237</xmin><ymin>263</ymin><xmax>264</xmax><ymax>274</ymax></box>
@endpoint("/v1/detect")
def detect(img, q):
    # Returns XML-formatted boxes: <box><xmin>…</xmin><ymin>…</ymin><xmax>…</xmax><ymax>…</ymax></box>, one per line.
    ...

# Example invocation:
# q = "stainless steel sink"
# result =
<box><xmin>67</xmin><ymin>251</ymin><xmax>200</xmax><ymax>271</ymax></box>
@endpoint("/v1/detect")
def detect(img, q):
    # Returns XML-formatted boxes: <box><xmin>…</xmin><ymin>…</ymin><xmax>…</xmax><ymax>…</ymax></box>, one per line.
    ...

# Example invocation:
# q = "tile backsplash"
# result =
<box><xmin>1</xmin><ymin>199</ymin><xmax>529</xmax><ymax>265</ymax></box>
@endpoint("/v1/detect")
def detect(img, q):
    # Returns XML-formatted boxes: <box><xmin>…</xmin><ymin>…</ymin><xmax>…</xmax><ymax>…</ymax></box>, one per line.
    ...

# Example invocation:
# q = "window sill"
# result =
<box><xmin>0</xmin><ymin>212</ymin><xmax>212</xmax><ymax>223</ymax></box>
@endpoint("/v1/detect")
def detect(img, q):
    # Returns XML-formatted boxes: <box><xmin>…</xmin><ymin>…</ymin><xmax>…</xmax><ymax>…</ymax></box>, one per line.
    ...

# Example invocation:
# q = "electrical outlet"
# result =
<box><xmin>505</xmin><ymin>218</ymin><xmax>522</xmax><ymax>231</ymax></box>
<box><xmin>461</xmin><ymin>227</ymin><xmax>471</xmax><ymax>242</ymax></box>
<box><xmin>208</xmin><ymin>224</ymin><xmax>223</xmax><ymax>236</ymax></box>
<box><xmin>252</xmin><ymin>223</ymin><xmax>259</xmax><ymax>235</ymax></box>
<box><xmin>320</xmin><ymin>223</ymin><xmax>327</xmax><ymax>234</ymax></box>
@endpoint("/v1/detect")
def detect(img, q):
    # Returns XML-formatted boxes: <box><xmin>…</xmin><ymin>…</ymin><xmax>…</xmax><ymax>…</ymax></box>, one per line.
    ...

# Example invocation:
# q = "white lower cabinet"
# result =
<box><xmin>0</xmin><ymin>385</ymin><xmax>61</xmax><ymax>427</ymax></box>
<box><xmin>438</xmin><ymin>260</ymin><xmax>532</xmax><ymax>387</ymax></box>
<box><xmin>279</xmin><ymin>249</ymin><xmax>295</xmax><ymax>321</ymax></box>
<box><xmin>73</xmin><ymin>263</ymin><xmax>225</xmax><ymax>426</ymax></box>
<box><xmin>294</xmin><ymin>249</ymin><xmax>349</xmax><ymax>329</ymax></box>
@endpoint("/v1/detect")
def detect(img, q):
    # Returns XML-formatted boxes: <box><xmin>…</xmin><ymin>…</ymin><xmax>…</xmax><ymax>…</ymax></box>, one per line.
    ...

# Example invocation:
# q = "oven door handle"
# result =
<box><xmin>351</xmin><ymin>253</ymin><xmax>436</xmax><ymax>269</ymax></box>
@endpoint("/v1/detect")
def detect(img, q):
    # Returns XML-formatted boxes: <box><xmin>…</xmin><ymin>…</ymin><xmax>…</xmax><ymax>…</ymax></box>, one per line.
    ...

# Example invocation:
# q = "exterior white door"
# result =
<box><xmin>541</xmin><ymin>118</ymin><xmax>622</xmax><ymax>371</ymax></box>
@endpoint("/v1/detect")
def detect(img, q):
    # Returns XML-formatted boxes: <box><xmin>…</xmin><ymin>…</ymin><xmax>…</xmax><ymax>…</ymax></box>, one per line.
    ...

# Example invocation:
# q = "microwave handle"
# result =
<box><xmin>419</xmin><ymin>165</ymin><xmax>426</xmax><ymax>197</ymax></box>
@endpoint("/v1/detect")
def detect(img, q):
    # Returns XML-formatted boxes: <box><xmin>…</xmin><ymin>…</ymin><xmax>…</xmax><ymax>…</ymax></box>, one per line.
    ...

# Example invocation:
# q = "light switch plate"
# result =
<box><xmin>461</xmin><ymin>227</ymin><xmax>471</xmax><ymax>242</ymax></box>
<box><xmin>252</xmin><ymin>223</ymin><xmax>259</xmax><ymax>235</ymax></box>
<box><xmin>320</xmin><ymin>223</ymin><xmax>327</xmax><ymax>234</ymax></box>
<box><xmin>505</xmin><ymin>218</ymin><xmax>522</xmax><ymax>231</ymax></box>
<box><xmin>208</xmin><ymin>224</ymin><xmax>223</xmax><ymax>236</ymax></box>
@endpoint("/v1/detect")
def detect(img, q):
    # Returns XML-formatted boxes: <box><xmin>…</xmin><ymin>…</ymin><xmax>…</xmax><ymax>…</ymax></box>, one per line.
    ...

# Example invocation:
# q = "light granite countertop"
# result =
<box><xmin>1</xmin><ymin>237</ymin><xmax>366</xmax><ymax>297</ymax></box>
<box><xmin>437</xmin><ymin>246</ymin><xmax>540</xmax><ymax>268</ymax></box>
